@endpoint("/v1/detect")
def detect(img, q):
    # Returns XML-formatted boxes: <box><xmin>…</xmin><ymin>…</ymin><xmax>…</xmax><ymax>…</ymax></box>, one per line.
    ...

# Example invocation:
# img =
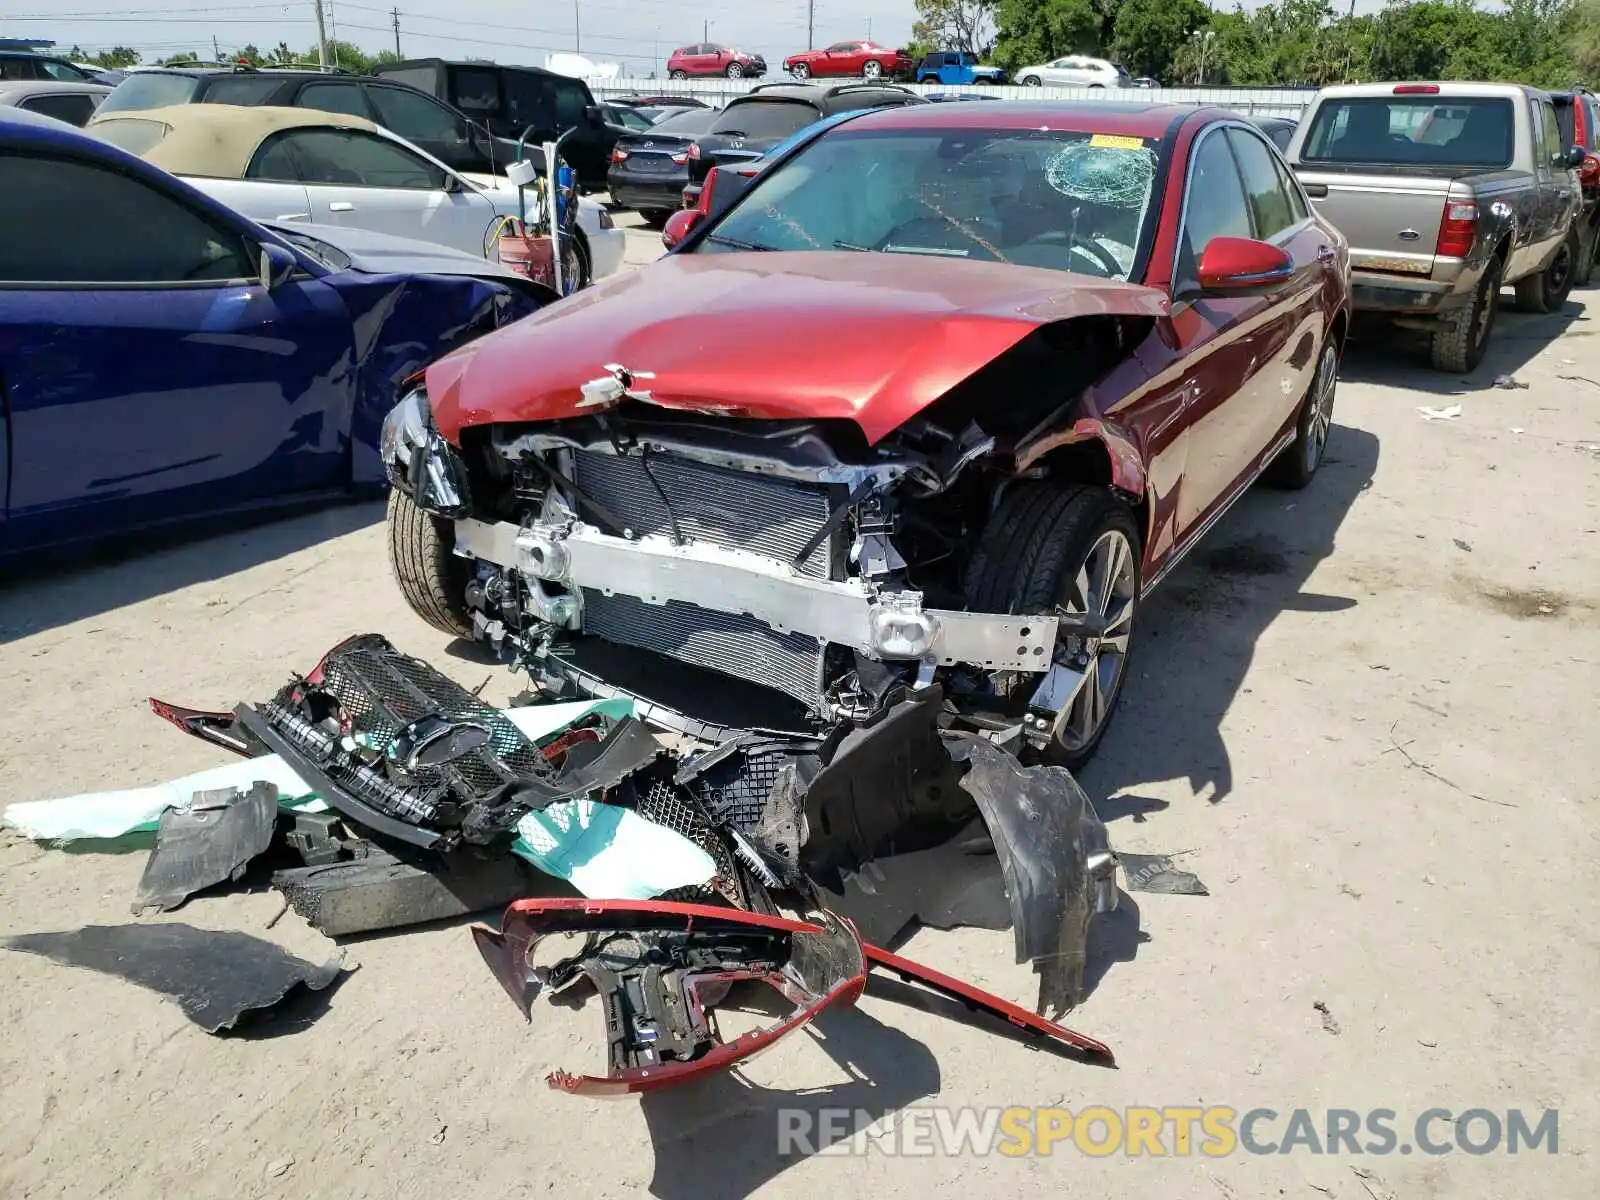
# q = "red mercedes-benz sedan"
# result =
<box><xmin>382</xmin><ymin>101</ymin><xmax>1350</xmax><ymax>767</ymax></box>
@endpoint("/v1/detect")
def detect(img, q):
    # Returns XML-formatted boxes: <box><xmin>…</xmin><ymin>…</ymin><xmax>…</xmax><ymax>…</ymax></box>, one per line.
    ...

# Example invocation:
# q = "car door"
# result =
<box><xmin>1164</xmin><ymin>124</ymin><xmax>1276</xmax><ymax>534</ymax></box>
<box><xmin>17</xmin><ymin>90</ymin><xmax>99</xmax><ymax>127</ymax></box>
<box><xmin>364</xmin><ymin>81</ymin><xmax>482</xmax><ymax>173</ymax></box>
<box><xmin>1536</xmin><ymin>96</ymin><xmax>1578</xmax><ymax>257</ymax></box>
<box><xmin>1224</xmin><ymin>125</ymin><xmax>1329</xmax><ymax>458</ymax></box>
<box><xmin>0</xmin><ymin>145</ymin><xmax>352</xmax><ymax>551</ymax></box>
<box><xmin>257</xmin><ymin>127</ymin><xmax>497</xmax><ymax>256</ymax></box>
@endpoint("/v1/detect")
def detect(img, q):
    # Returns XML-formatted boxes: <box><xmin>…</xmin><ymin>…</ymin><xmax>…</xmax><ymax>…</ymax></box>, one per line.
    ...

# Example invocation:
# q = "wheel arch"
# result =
<box><xmin>1026</xmin><ymin>424</ymin><xmax>1152</xmax><ymax>548</ymax></box>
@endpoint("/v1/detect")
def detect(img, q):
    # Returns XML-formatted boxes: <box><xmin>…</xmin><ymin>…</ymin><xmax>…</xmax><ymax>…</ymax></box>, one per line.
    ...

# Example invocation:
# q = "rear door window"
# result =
<box><xmin>21</xmin><ymin>92</ymin><xmax>98</xmax><ymax>126</ymax></box>
<box><xmin>502</xmin><ymin>70</ymin><xmax>550</xmax><ymax>134</ymax></box>
<box><xmin>200</xmin><ymin>76</ymin><xmax>284</xmax><ymax>105</ymax></box>
<box><xmin>450</xmin><ymin>66</ymin><xmax>502</xmax><ymax>123</ymax></box>
<box><xmin>298</xmin><ymin>81</ymin><xmax>369</xmax><ymax>117</ymax></box>
<box><xmin>552</xmin><ymin>78</ymin><xmax>589</xmax><ymax>132</ymax></box>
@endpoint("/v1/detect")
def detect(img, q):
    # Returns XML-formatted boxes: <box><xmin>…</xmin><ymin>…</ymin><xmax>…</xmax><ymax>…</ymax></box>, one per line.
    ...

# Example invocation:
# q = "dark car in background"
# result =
<box><xmin>612</xmin><ymin>94</ymin><xmax>712</xmax><ymax>110</ymax></box>
<box><xmin>0</xmin><ymin>79</ymin><xmax>111</xmax><ymax>126</ymax></box>
<box><xmin>371</xmin><ymin>58</ymin><xmax>613</xmax><ymax>186</ymax></box>
<box><xmin>1552</xmin><ymin>85</ymin><xmax>1600</xmax><ymax>284</ymax></box>
<box><xmin>98</xmin><ymin>65</ymin><xmax>511</xmax><ymax>177</ymax></box>
<box><xmin>608</xmin><ymin>106</ymin><xmax>719</xmax><ymax>225</ymax></box>
<box><xmin>0</xmin><ymin>50</ymin><xmax>98</xmax><ymax>83</ymax></box>
<box><xmin>1252</xmin><ymin>114</ymin><xmax>1298</xmax><ymax>152</ymax></box>
<box><xmin>0</xmin><ymin>107</ymin><xmax>544</xmax><ymax>558</ymax></box>
<box><xmin>667</xmin><ymin>43</ymin><xmax>767</xmax><ymax>79</ymax></box>
<box><xmin>683</xmin><ymin>82</ymin><xmax>923</xmax><ymax>204</ymax></box>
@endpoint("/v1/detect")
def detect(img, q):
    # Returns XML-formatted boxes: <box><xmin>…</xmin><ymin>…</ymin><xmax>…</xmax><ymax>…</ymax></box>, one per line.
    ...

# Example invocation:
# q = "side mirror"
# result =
<box><xmin>1194</xmin><ymin>236</ymin><xmax>1295</xmax><ymax>297</ymax></box>
<box><xmin>258</xmin><ymin>241</ymin><xmax>298</xmax><ymax>290</ymax></box>
<box><xmin>663</xmin><ymin>208</ymin><xmax>703</xmax><ymax>250</ymax></box>
<box><xmin>1565</xmin><ymin>144</ymin><xmax>1587</xmax><ymax>170</ymax></box>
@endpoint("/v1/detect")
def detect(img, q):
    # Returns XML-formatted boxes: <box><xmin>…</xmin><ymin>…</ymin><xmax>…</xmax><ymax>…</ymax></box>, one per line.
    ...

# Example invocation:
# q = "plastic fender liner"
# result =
<box><xmin>944</xmin><ymin>736</ymin><xmax>1118</xmax><ymax>1020</ymax></box>
<box><xmin>472</xmin><ymin>898</ymin><xmax>867</xmax><ymax>1096</ymax></box>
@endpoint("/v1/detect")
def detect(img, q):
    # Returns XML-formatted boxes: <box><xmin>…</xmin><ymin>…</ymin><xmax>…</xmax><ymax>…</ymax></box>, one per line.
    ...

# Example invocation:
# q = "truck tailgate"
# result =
<box><xmin>1295</xmin><ymin>170</ymin><xmax>1453</xmax><ymax>276</ymax></box>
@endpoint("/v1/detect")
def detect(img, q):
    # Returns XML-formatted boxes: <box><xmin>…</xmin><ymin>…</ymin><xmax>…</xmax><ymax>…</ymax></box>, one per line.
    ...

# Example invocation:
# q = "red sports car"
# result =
<box><xmin>667</xmin><ymin>42</ymin><xmax>766</xmax><ymax>79</ymax></box>
<box><xmin>784</xmin><ymin>39</ymin><xmax>913</xmax><ymax>80</ymax></box>
<box><xmin>383</xmin><ymin>101</ymin><xmax>1350</xmax><ymax>767</ymax></box>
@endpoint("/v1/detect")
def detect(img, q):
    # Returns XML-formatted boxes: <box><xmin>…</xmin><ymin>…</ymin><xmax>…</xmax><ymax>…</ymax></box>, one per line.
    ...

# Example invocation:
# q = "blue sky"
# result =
<box><xmin>7</xmin><ymin>0</ymin><xmax>1397</xmax><ymax>73</ymax></box>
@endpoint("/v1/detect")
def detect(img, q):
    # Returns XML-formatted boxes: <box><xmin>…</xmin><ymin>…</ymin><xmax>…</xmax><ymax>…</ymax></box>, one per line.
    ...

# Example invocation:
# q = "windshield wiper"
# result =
<box><xmin>705</xmin><ymin>234</ymin><xmax>775</xmax><ymax>251</ymax></box>
<box><xmin>832</xmin><ymin>240</ymin><xmax>874</xmax><ymax>252</ymax></box>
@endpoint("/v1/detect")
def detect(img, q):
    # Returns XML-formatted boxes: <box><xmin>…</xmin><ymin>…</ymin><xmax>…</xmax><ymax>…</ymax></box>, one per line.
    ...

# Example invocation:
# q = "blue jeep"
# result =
<box><xmin>914</xmin><ymin>51</ymin><xmax>1006</xmax><ymax>86</ymax></box>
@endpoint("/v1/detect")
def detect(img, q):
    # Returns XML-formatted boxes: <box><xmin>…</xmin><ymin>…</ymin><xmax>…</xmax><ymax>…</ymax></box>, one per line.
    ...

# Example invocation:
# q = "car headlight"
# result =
<box><xmin>380</xmin><ymin>388</ymin><xmax>429</xmax><ymax>484</ymax></box>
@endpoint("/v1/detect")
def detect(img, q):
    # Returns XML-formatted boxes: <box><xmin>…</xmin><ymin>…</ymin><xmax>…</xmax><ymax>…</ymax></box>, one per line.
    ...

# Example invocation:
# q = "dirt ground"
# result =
<box><xmin>2</xmin><ymin>218</ymin><xmax>1597</xmax><ymax>1199</ymax></box>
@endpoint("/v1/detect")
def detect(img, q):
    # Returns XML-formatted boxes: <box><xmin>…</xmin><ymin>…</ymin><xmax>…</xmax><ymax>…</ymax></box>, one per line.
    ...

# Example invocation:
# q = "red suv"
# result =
<box><xmin>783</xmin><ymin>40</ymin><xmax>912</xmax><ymax>81</ymax></box>
<box><xmin>667</xmin><ymin>44</ymin><xmax>766</xmax><ymax>79</ymax></box>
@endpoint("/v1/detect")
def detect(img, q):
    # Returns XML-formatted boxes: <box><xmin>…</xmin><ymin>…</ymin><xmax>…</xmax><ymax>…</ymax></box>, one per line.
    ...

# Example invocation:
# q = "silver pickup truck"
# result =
<box><xmin>1287</xmin><ymin>82</ymin><xmax>1584</xmax><ymax>372</ymax></box>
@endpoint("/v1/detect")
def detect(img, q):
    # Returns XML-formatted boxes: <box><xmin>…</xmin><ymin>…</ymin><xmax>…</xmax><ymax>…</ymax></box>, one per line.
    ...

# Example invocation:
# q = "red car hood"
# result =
<box><xmin>426</xmin><ymin>251</ymin><xmax>1171</xmax><ymax>446</ymax></box>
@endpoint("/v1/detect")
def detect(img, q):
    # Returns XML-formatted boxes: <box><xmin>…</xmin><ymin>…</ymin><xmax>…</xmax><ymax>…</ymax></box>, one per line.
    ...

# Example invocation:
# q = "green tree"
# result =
<box><xmin>993</xmin><ymin>0</ymin><xmax>1104</xmax><ymax>70</ymax></box>
<box><xmin>158</xmin><ymin>51</ymin><xmax>200</xmax><ymax>66</ymax></box>
<box><xmin>91</xmin><ymin>46</ymin><xmax>141</xmax><ymax>68</ymax></box>
<box><xmin>913</xmin><ymin>0</ymin><xmax>997</xmax><ymax>54</ymax></box>
<box><xmin>1109</xmin><ymin>0</ymin><xmax>1209</xmax><ymax>78</ymax></box>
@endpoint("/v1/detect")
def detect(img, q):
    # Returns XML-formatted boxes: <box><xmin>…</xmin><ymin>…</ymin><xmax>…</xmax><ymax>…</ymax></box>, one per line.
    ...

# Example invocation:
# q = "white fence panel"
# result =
<box><xmin>587</xmin><ymin>75</ymin><xmax>1318</xmax><ymax>118</ymax></box>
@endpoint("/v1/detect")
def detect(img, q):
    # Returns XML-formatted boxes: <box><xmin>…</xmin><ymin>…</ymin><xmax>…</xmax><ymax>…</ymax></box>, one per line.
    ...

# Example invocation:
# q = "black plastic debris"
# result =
<box><xmin>130</xmin><ymin>783</ymin><xmax>278</xmax><ymax>915</ymax></box>
<box><xmin>273</xmin><ymin>850</ymin><xmax>537</xmax><ymax>937</ymax></box>
<box><xmin>1117</xmin><ymin>851</ymin><xmax>1210</xmax><ymax>896</ymax></box>
<box><xmin>2</xmin><ymin>923</ymin><xmax>345</xmax><ymax>1033</ymax></box>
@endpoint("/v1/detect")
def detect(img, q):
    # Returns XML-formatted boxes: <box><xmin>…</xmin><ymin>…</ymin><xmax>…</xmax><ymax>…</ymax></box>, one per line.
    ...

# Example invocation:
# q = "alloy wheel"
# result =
<box><xmin>1051</xmin><ymin>529</ymin><xmax>1137</xmax><ymax>755</ymax></box>
<box><xmin>863</xmin><ymin>60</ymin><xmax>882</xmax><ymax>79</ymax></box>
<box><xmin>1304</xmin><ymin>342</ymin><xmax>1338</xmax><ymax>472</ymax></box>
<box><xmin>792</xmin><ymin>64</ymin><xmax>809</xmax><ymax>79</ymax></box>
<box><xmin>727</xmin><ymin>62</ymin><xmax>743</xmax><ymax>78</ymax></box>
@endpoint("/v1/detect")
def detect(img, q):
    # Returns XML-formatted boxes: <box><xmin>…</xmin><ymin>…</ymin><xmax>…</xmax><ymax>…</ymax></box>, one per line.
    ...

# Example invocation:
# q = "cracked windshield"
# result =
<box><xmin>697</xmin><ymin>128</ymin><xmax>1160</xmax><ymax>279</ymax></box>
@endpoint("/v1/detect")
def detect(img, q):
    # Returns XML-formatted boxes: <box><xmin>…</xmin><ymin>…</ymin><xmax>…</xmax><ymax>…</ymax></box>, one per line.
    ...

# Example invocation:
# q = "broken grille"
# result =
<box><xmin>571</xmin><ymin>450</ymin><xmax>835</xmax><ymax>577</ymax></box>
<box><xmin>580</xmin><ymin>590</ymin><xmax>828</xmax><ymax>711</ymax></box>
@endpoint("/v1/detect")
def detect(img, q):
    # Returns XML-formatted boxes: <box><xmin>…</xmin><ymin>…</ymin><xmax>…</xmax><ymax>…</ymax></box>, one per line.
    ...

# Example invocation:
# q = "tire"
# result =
<box><xmin>1431</xmin><ymin>259</ymin><xmax>1501</xmax><ymax>373</ymax></box>
<box><xmin>387</xmin><ymin>489</ymin><xmax>472</xmax><ymax>639</ymax></box>
<box><xmin>791</xmin><ymin>63</ymin><xmax>809</xmax><ymax>80</ymax></box>
<box><xmin>642</xmin><ymin>209</ymin><xmax>672</xmax><ymax>230</ymax></box>
<box><xmin>1089</xmin><ymin>82</ymin><xmax>1105</xmax><ymax>89</ymax></box>
<box><xmin>1575</xmin><ymin>222</ymin><xmax>1598</xmax><ymax>287</ymax></box>
<box><xmin>1021</xmin><ymin>74</ymin><xmax>1042</xmax><ymax>87</ymax></box>
<box><xmin>917</xmin><ymin>75</ymin><xmax>936</xmax><ymax>85</ymax></box>
<box><xmin>670</xmin><ymin>70</ymin><xmax>687</xmax><ymax>80</ymax></box>
<box><xmin>1266</xmin><ymin>336</ymin><xmax>1339</xmax><ymax>489</ymax></box>
<box><xmin>965</xmin><ymin>482</ymin><xmax>1141</xmax><ymax>769</ymax></box>
<box><xmin>726</xmin><ymin>62</ymin><xmax>743</xmax><ymax>78</ymax></box>
<box><xmin>863</xmin><ymin>60</ymin><xmax>883</xmax><ymax>79</ymax></box>
<box><xmin>1514</xmin><ymin>227</ymin><xmax>1578</xmax><ymax>312</ymax></box>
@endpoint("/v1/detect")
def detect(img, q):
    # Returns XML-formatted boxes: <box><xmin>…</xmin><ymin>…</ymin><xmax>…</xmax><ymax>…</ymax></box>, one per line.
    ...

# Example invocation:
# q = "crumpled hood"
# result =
<box><xmin>426</xmin><ymin>251</ymin><xmax>1170</xmax><ymax>446</ymax></box>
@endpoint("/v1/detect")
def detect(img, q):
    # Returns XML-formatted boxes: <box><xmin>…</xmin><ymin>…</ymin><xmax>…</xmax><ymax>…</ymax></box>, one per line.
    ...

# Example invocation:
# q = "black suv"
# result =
<box><xmin>0</xmin><ymin>51</ymin><xmax>98</xmax><ymax>83</ymax></box>
<box><xmin>684</xmin><ymin>82</ymin><xmax>924</xmax><ymax>198</ymax></box>
<box><xmin>371</xmin><ymin>59</ymin><xmax>613</xmax><ymax>186</ymax></box>
<box><xmin>95</xmin><ymin>65</ymin><xmax>510</xmax><ymax>176</ymax></box>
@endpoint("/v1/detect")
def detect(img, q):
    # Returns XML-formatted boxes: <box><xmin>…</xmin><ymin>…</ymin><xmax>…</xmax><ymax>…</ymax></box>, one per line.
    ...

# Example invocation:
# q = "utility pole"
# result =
<box><xmin>703</xmin><ymin>19</ymin><xmax>708</xmax><ymax>42</ymax></box>
<box><xmin>212</xmin><ymin>34</ymin><xmax>221</xmax><ymax>61</ymax></box>
<box><xmin>392</xmin><ymin>6</ymin><xmax>401</xmax><ymax>56</ymax></box>
<box><xmin>807</xmin><ymin>0</ymin><xmax>814</xmax><ymax>49</ymax></box>
<box><xmin>312</xmin><ymin>0</ymin><xmax>330</xmax><ymax>68</ymax></box>
<box><xmin>574</xmin><ymin>0</ymin><xmax>581</xmax><ymax>53</ymax></box>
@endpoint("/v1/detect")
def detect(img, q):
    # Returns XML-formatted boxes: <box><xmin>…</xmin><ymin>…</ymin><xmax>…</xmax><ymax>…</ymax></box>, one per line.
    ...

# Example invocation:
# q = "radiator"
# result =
<box><xmin>571</xmin><ymin>450</ymin><xmax>834</xmax><ymax>577</ymax></box>
<box><xmin>581</xmin><ymin>590</ymin><xmax>828</xmax><ymax>710</ymax></box>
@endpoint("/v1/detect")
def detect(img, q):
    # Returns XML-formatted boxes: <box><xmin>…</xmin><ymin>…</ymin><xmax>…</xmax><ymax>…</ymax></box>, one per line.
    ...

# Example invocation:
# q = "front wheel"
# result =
<box><xmin>1514</xmin><ymin>227</ymin><xmax>1578</xmax><ymax>313</ymax></box>
<box><xmin>965</xmin><ymin>482</ymin><xmax>1141</xmax><ymax>769</ymax></box>
<box><xmin>1021</xmin><ymin>74</ymin><xmax>1042</xmax><ymax>86</ymax></box>
<box><xmin>725</xmin><ymin>62</ymin><xmax>743</xmax><ymax>78</ymax></box>
<box><xmin>790</xmin><ymin>63</ymin><xmax>810</xmax><ymax>80</ymax></box>
<box><xmin>1266</xmin><ymin>337</ymin><xmax>1339</xmax><ymax>489</ymax></box>
<box><xmin>387</xmin><ymin>489</ymin><xmax>473</xmax><ymax>639</ymax></box>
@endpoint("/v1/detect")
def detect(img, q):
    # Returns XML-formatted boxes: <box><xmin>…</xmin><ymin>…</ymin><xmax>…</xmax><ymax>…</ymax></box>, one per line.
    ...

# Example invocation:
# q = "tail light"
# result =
<box><xmin>1394</xmin><ymin>83</ymin><xmax>1440</xmax><ymax>94</ymax></box>
<box><xmin>1583</xmin><ymin>153</ymin><xmax>1600</xmax><ymax>186</ymax></box>
<box><xmin>670</xmin><ymin>150</ymin><xmax>689</xmax><ymax>165</ymax></box>
<box><xmin>687</xmin><ymin>142</ymin><xmax>701</xmax><ymax>160</ymax></box>
<box><xmin>1436</xmin><ymin>199</ymin><xmax>1478</xmax><ymax>258</ymax></box>
<box><xmin>610</xmin><ymin>147</ymin><xmax>628</xmax><ymax>163</ymax></box>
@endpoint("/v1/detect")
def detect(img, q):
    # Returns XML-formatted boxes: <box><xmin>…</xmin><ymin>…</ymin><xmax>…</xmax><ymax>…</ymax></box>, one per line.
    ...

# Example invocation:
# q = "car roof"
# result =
<box><xmin>0</xmin><ymin>80</ymin><xmax>112</xmax><ymax>101</ymax></box>
<box><xmin>737</xmin><ymin>82</ymin><xmax>922</xmax><ymax>111</ymax></box>
<box><xmin>1316</xmin><ymin>81</ymin><xmax>1544</xmax><ymax>100</ymax></box>
<box><xmin>838</xmin><ymin>99</ymin><xmax>1199</xmax><ymax>137</ymax></box>
<box><xmin>88</xmin><ymin>103</ymin><xmax>381</xmax><ymax>177</ymax></box>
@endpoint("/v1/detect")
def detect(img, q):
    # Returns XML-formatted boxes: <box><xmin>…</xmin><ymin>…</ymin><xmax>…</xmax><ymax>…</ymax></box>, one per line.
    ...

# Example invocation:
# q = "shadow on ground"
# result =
<box><xmin>1338</xmin><ymin>296</ymin><xmax>1588</xmax><ymax>397</ymax></box>
<box><xmin>0</xmin><ymin>500</ymin><xmax>382</xmax><ymax>644</ymax></box>
<box><xmin>1081</xmin><ymin>420</ymin><xmax>1381</xmax><ymax>808</ymax></box>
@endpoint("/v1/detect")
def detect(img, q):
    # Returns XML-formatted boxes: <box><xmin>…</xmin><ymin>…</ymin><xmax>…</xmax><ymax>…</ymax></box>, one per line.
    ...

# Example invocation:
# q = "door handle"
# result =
<box><xmin>328</xmin><ymin>201</ymin><xmax>355</xmax><ymax>212</ymax></box>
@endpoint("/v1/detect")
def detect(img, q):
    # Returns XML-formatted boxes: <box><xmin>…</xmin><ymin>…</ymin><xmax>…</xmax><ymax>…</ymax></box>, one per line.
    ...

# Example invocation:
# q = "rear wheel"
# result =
<box><xmin>1431</xmin><ymin>259</ymin><xmax>1500</xmax><ymax>373</ymax></box>
<box><xmin>387</xmin><ymin>490</ymin><xmax>472</xmax><ymax>639</ymax></box>
<box><xmin>1574</xmin><ymin>221</ymin><xmax>1599</xmax><ymax>287</ymax></box>
<box><xmin>670</xmin><ymin>69</ymin><xmax>687</xmax><ymax>80</ymax></box>
<box><xmin>863</xmin><ymin>59</ymin><xmax>883</xmax><ymax>79</ymax></box>
<box><xmin>965</xmin><ymin>482</ymin><xmax>1141</xmax><ymax>769</ymax></box>
<box><xmin>1266</xmin><ymin>337</ymin><xmax>1339</xmax><ymax>489</ymax></box>
<box><xmin>1514</xmin><ymin>227</ymin><xmax>1578</xmax><ymax>313</ymax></box>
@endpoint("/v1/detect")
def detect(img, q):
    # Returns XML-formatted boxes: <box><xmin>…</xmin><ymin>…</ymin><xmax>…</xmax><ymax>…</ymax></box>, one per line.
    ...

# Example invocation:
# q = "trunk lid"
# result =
<box><xmin>1293</xmin><ymin>167</ymin><xmax>1455</xmax><ymax>276</ymax></box>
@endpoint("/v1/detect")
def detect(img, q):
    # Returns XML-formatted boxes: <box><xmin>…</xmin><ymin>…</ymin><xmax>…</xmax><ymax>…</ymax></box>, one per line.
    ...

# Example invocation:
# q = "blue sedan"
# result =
<box><xmin>0</xmin><ymin>108</ymin><xmax>548</xmax><ymax>558</ymax></box>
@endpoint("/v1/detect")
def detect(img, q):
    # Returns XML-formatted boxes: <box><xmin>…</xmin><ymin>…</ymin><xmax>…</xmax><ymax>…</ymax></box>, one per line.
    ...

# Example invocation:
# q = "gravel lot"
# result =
<box><xmin>1</xmin><ymin>212</ymin><xmax>1597</xmax><ymax>1199</ymax></box>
